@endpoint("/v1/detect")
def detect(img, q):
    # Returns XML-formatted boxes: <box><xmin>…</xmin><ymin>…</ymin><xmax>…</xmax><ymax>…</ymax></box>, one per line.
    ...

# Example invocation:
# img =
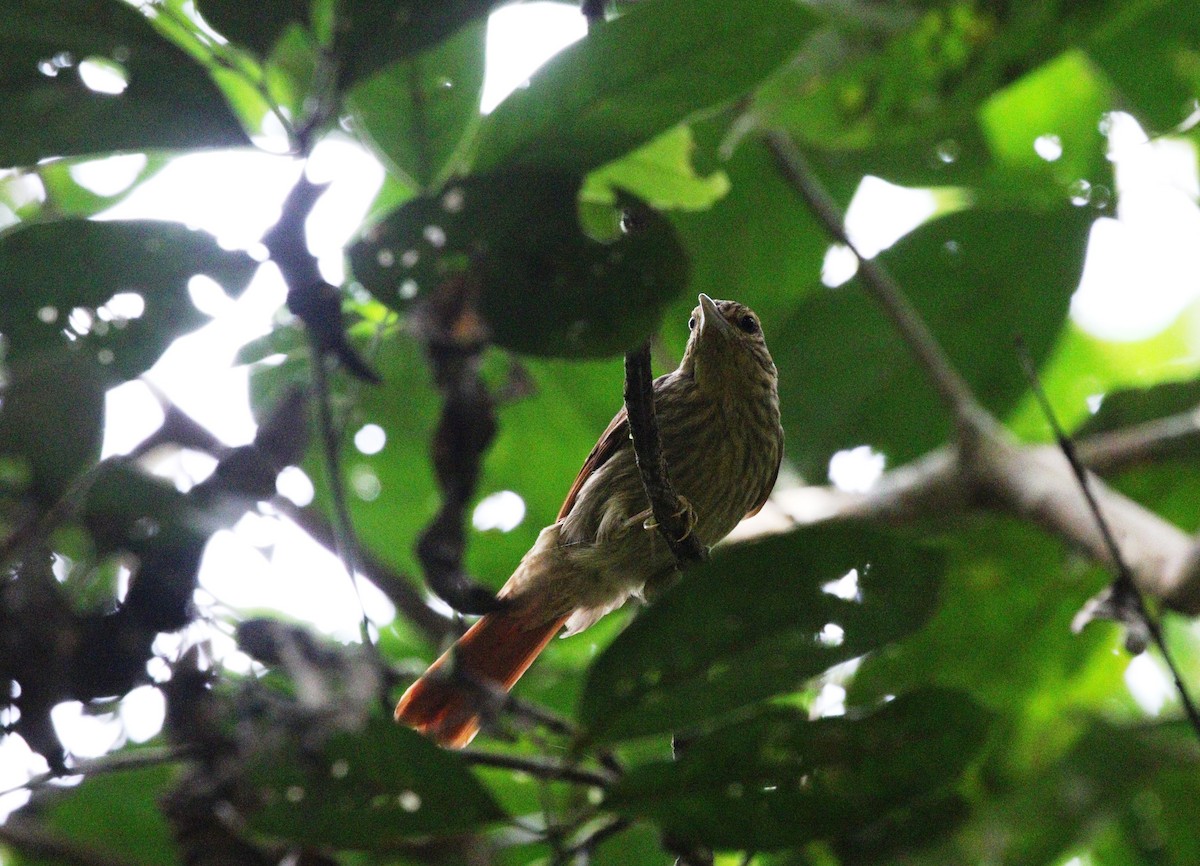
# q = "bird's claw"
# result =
<box><xmin>638</xmin><ymin>495</ymin><xmax>697</xmax><ymax>543</ymax></box>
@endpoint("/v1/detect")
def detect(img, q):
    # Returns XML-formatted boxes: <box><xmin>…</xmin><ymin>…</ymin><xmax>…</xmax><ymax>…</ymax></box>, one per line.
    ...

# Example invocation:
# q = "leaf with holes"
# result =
<box><xmin>472</xmin><ymin>0</ymin><xmax>817</xmax><ymax>175</ymax></box>
<box><xmin>0</xmin><ymin>219</ymin><xmax>256</xmax><ymax>383</ymax></box>
<box><xmin>248</xmin><ymin>717</ymin><xmax>505</xmax><ymax>845</ymax></box>
<box><xmin>0</xmin><ymin>0</ymin><xmax>248</xmax><ymax>166</ymax></box>
<box><xmin>350</xmin><ymin>170</ymin><xmax>689</xmax><ymax>357</ymax></box>
<box><xmin>578</xmin><ymin>523</ymin><xmax>945</xmax><ymax>744</ymax></box>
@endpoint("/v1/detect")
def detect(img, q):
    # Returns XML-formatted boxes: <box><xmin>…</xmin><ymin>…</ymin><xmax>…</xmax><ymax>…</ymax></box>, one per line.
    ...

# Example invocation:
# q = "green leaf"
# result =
<box><xmin>348</xmin><ymin>21</ymin><xmax>486</xmax><ymax>189</ymax></box>
<box><xmin>979</xmin><ymin>50</ymin><xmax>1113</xmax><ymax>194</ymax></box>
<box><xmin>773</xmin><ymin>206</ymin><xmax>1093</xmax><ymax>479</ymax></box>
<box><xmin>248</xmin><ymin>716</ymin><xmax>505</xmax><ymax>845</ymax></box>
<box><xmin>0</xmin><ymin>219</ymin><xmax>257</xmax><ymax>382</ymax></box>
<box><xmin>334</xmin><ymin>0</ymin><xmax>501</xmax><ymax>91</ymax></box>
<box><xmin>350</xmin><ymin>170</ymin><xmax>689</xmax><ymax>357</ymax></box>
<box><xmin>471</xmin><ymin>0</ymin><xmax>819</xmax><ymax>175</ymax></box>
<box><xmin>582</xmin><ymin>125</ymin><xmax>731</xmax><ymax>212</ymax></box>
<box><xmin>605</xmin><ymin>689</ymin><xmax>990</xmax><ymax>851</ymax></box>
<box><xmin>193</xmin><ymin>0</ymin><xmax>309</xmax><ymax>57</ymax></box>
<box><xmin>0</xmin><ymin>0</ymin><xmax>249</xmax><ymax>166</ymax></box>
<box><xmin>1088</xmin><ymin>0</ymin><xmax>1200</xmax><ymax>133</ymax></box>
<box><xmin>17</xmin><ymin>762</ymin><xmax>178</xmax><ymax>866</ymax></box>
<box><xmin>578</xmin><ymin>523</ymin><xmax>945</xmax><ymax>744</ymax></box>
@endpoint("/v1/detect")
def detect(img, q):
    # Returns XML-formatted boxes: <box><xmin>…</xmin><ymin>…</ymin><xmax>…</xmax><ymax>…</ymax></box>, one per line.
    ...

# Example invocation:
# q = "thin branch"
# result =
<box><xmin>552</xmin><ymin>817</ymin><xmax>632</xmax><ymax>865</ymax></box>
<box><xmin>458</xmin><ymin>748</ymin><xmax>616</xmax><ymax>788</ymax></box>
<box><xmin>1075</xmin><ymin>406</ymin><xmax>1200</xmax><ymax>474</ymax></box>
<box><xmin>0</xmin><ymin>814</ymin><xmax>140</xmax><ymax>866</ymax></box>
<box><xmin>280</xmin><ymin>500</ymin><xmax>460</xmax><ymax>646</ymax></box>
<box><xmin>623</xmin><ymin>343</ymin><xmax>708</xmax><ymax>566</ymax></box>
<box><xmin>1016</xmin><ymin>339</ymin><xmax>1200</xmax><ymax>739</ymax></box>
<box><xmin>309</xmin><ymin>346</ymin><xmax>375</xmax><ymax>647</ymax></box>
<box><xmin>764</xmin><ymin>131</ymin><xmax>985</xmax><ymax>436</ymax></box>
<box><xmin>0</xmin><ymin>745</ymin><xmax>195</xmax><ymax>802</ymax></box>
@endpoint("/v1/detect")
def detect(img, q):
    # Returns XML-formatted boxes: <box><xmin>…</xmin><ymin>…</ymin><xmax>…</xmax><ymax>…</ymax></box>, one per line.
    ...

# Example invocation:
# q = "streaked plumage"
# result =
<box><xmin>396</xmin><ymin>294</ymin><xmax>783</xmax><ymax>746</ymax></box>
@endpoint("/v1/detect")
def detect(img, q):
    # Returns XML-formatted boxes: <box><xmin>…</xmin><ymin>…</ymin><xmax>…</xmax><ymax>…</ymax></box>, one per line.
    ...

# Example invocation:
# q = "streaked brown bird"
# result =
<box><xmin>396</xmin><ymin>294</ymin><xmax>784</xmax><ymax>747</ymax></box>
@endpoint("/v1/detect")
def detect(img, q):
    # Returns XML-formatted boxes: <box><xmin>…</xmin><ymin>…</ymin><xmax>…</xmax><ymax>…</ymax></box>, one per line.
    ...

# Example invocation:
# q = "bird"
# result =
<box><xmin>395</xmin><ymin>293</ymin><xmax>783</xmax><ymax>747</ymax></box>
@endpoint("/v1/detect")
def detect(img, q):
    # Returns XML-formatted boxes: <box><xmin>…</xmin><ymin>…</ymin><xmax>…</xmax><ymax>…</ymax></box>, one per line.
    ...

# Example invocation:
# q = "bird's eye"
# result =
<box><xmin>688</xmin><ymin>315</ymin><xmax>697</xmax><ymax>331</ymax></box>
<box><xmin>738</xmin><ymin>314</ymin><xmax>759</xmax><ymax>334</ymax></box>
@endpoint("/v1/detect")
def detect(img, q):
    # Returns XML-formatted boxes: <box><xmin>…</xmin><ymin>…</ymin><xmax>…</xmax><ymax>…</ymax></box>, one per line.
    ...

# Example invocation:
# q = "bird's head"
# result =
<box><xmin>680</xmin><ymin>294</ymin><xmax>777</xmax><ymax>392</ymax></box>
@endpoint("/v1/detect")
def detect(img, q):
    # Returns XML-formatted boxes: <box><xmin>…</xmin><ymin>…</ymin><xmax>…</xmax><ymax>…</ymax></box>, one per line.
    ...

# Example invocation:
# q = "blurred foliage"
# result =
<box><xmin>1</xmin><ymin>0</ymin><xmax>1200</xmax><ymax>864</ymax></box>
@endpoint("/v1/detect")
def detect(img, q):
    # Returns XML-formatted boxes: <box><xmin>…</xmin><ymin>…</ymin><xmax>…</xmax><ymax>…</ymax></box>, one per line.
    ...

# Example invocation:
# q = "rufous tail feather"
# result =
<box><xmin>394</xmin><ymin>608</ymin><xmax>569</xmax><ymax>748</ymax></box>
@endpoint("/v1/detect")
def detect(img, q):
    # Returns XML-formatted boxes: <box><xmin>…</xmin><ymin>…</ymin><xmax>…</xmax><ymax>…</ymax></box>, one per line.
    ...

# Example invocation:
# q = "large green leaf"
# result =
<box><xmin>16</xmin><ymin>763</ymin><xmax>178</xmax><ymax>866</ymax></box>
<box><xmin>0</xmin><ymin>219</ymin><xmax>257</xmax><ymax>382</ymax></box>
<box><xmin>581</xmin><ymin>125</ymin><xmax>731</xmax><ymax>212</ymax></box>
<box><xmin>348</xmin><ymin>21</ymin><xmax>486</xmax><ymax>189</ymax></box>
<box><xmin>606</xmin><ymin>689</ymin><xmax>990</xmax><ymax>851</ymax></box>
<box><xmin>471</xmin><ymin>0</ymin><xmax>818</xmax><ymax>175</ymax></box>
<box><xmin>578</xmin><ymin>523</ymin><xmax>945</xmax><ymax>744</ymax></box>
<box><xmin>334</xmin><ymin>0</ymin><xmax>501</xmax><ymax>90</ymax></box>
<box><xmin>350</xmin><ymin>170</ymin><xmax>689</xmax><ymax>357</ymax></box>
<box><xmin>248</xmin><ymin>716</ymin><xmax>505</xmax><ymax>845</ymax></box>
<box><xmin>0</xmin><ymin>0</ymin><xmax>249</xmax><ymax>166</ymax></box>
<box><xmin>1088</xmin><ymin>0</ymin><xmax>1200</xmax><ymax>133</ymax></box>
<box><xmin>774</xmin><ymin>205</ymin><xmax>1093</xmax><ymax>479</ymax></box>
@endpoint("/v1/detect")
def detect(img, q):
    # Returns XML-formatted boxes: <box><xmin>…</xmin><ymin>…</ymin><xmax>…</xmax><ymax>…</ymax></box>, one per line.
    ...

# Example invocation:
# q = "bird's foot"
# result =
<box><xmin>635</xmin><ymin>495</ymin><xmax>697</xmax><ymax>543</ymax></box>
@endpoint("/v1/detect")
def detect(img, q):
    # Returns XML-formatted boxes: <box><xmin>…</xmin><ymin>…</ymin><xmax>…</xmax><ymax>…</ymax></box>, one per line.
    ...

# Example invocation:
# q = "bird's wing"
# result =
<box><xmin>745</xmin><ymin>449</ymin><xmax>782</xmax><ymax>519</ymax></box>
<box><xmin>557</xmin><ymin>407</ymin><xmax>629</xmax><ymax>521</ymax></box>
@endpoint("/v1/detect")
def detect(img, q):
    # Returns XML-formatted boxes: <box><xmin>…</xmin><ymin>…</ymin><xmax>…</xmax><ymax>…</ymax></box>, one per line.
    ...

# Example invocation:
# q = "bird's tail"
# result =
<box><xmin>394</xmin><ymin>606</ymin><xmax>569</xmax><ymax>748</ymax></box>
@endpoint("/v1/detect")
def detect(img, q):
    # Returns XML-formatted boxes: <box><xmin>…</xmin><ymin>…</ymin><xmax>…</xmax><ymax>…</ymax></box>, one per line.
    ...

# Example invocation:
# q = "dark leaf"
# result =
<box><xmin>247</xmin><ymin>716</ymin><xmax>505</xmax><ymax>845</ymax></box>
<box><xmin>774</xmin><ymin>206</ymin><xmax>1093</xmax><ymax>478</ymax></box>
<box><xmin>351</xmin><ymin>171</ymin><xmax>689</xmax><ymax>357</ymax></box>
<box><xmin>193</xmin><ymin>0</ymin><xmax>309</xmax><ymax>57</ymax></box>
<box><xmin>578</xmin><ymin>522</ymin><xmax>945</xmax><ymax>743</ymax></box>
<box><xmin>472</xmin><ymin>0</ymin><xmax>819</xmax><ymax>175</ymax></box>
<box><xmin>605</xmin><ymin>689</ymin><xmax>990</xmax><ymax>850</ymax></box>
<box><xmin>0</xmin><ymin>0</ymin><xmax>249</xmax><ymax>166</ymax></box>
<box><xmin>0</xmin><ymin>349</ymin><xmax>106</xmax><ymax>496</ymax></box>
<box><xmin>334</xmin><ymin>0</ymin><xmax>503</xmax><ymax>91</ymax></box>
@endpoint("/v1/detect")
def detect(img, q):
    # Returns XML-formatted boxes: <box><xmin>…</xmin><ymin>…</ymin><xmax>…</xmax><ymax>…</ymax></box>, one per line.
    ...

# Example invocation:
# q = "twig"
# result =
<box><xmin>764</xmin><ymin>131</ymin><xmax>985</xmax><ymax>436</ymax></box>
<box><xmin>1075</xmin><ymin>406</ymin><xmax>1200</xmax><ymax>474</ymax></box>
<box><xmin>623</xmin><ymin>343</ymin><xmax>708</xmax><ymax>566</ymax></box>
<box><xmin>280</xmin><ymin>500</ymin><xmax>460</xmax><ymax>645</ymax></box>
<box><xmin>552</xmin><ymin>817</ymin><xmax>632</xmax><ymax>865</ymax></box>
<box><xmin>0</xmin><ymin>745</ymin><xmax>195</xmax><ymax>802</ymax></box>
<box><xmin>458</xmin><ymin>748</ymin><xmax>616</xmax><ymax>788</ymax></box>
<box><xmin>0</xmin><ymin>461</ymin><xmax>107</xmax><ymax>571</ymax></box>
<box><xmin>1015</xmin><ymin>339</ymin><xmax>1200</xmax><ymax>740</ymax></box>
<box><xmin>309</xmin><ymin>345</ymin><xmax>375</xmax><ymax>648</ymax></box>
<box><xmin>0</xmin><ymin>814</ymin><xmax>140</xmax><ymax>866</ymax></box>
<box><xmin>581</xmin><ymin>0</ymin><xmax>605</xmax><ymax>27</ymax></box>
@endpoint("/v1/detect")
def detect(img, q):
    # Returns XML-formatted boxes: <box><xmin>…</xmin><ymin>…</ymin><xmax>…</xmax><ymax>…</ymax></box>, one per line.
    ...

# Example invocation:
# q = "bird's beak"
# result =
<box><xmin>698</xmin><ymin>293</ymin><xmax>729</xmax><ymax>335</ymax></box>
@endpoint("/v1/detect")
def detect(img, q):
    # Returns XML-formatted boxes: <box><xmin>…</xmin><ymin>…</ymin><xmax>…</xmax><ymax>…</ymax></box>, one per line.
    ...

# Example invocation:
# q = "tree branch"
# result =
<box><xmin>458</xmin><ymin>748</ymin><xmax>616</xmax><ymax>788</ymax></box>
<box><xmin>765</xmin><ymin>131</ymin><xmax>987</xmax><ymax>437</ymax></box>
<box><xmin>1074</xmin><ymin>405</ymin><xmax>1200</xmax><ymax>474</ymax></box>
<box><xmin>761</xmin><ymin>128</ymin><xmax>1200</xmax><ymax>614</ymax></box>
<box><xmin>623</xmin><ymin>343</ymin><xmax>709</xmax><ymax>566</ymax></box>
